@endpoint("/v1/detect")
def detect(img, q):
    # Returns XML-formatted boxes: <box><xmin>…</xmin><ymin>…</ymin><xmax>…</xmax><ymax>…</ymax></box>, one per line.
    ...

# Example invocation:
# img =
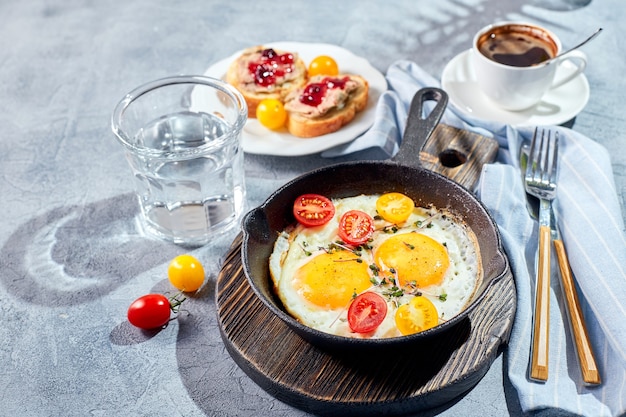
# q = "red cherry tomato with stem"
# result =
<box><xmin>338</xmin><ymin>210</ymin><xmax>374</xmax><ymax>246</ymax></box>
<box><xmin>127</xmin><ymin>293</ymin><xmax>186</xmax><ymax>330</ymax></box>
<box><xmin>348</xmin><ymin>292</ymin><xmax>388</xmax><ymax>333</ymax></box>
<box><xmin>293</xmin><ymin>194</ymin><xmax>336</xmax><ymax>227</ymax></box>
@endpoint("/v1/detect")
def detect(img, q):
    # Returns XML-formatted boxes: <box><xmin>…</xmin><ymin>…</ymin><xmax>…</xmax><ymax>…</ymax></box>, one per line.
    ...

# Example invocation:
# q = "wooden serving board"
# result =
<box><xmin>216</xmin><ymin>235</ymin><xmax>515</xmax><ymax>416</ymax></box>
<box><xmin>420</xmin><ymin>124</ymin><xmax>499</xmax><ymax>191</ymax></box>
<box><xmin>215</xmin><ymin>125</ymin><xmax>511</xmax><ymax>415</ymax></box>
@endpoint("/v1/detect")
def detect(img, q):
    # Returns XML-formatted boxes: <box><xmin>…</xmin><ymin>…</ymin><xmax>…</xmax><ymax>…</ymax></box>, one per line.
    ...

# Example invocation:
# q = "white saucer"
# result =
<box><xmin>441</xmin><ymin>50</ymin><xmax>590</xmax><ymax>126</ymax></box>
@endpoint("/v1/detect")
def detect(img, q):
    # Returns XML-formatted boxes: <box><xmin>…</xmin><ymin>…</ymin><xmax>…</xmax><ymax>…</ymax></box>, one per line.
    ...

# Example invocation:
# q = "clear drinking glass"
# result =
<box><xmin>112</xmin><ymin>75</ymin><xmax>248</xmax><ymax>246</ymax></box>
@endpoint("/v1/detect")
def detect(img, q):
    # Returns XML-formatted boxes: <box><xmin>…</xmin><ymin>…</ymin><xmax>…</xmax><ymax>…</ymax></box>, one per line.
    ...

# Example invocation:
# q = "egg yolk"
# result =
<box><xmin>293</xmin><ymin>250</ymin><xmax>371</xmax><ymax>309</ymax></box>
<box><xmin>374</xmin><ymin>233</ymin><xmax>449</xmax><ymax>288</ymax></box>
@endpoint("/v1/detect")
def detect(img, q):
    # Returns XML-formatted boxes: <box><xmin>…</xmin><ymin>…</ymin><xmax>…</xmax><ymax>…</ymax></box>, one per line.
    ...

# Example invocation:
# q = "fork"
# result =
<box><xmin>524</xmin><ymin>129</ymin><xmax>601</xmax><ymax>385</ymax></box>
<box><xmin>524</xmin><ymin>128</ymin><xmax>557</xmax><ymax>382</ymax></box>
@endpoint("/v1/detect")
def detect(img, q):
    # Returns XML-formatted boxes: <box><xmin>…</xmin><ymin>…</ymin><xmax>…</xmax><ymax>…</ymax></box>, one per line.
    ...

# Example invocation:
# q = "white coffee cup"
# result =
<box><xmin>471</xmin><ymin>22</ymin><xmax>587</xmax><ymax>111</ymax></box>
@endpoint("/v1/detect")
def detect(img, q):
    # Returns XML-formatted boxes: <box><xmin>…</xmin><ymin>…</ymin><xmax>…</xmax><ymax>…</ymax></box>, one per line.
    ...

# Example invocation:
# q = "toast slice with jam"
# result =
<box><xmin>283</xmin><ymin>74</ymin><xmax>369</xmax><ymax>138</ymax></box>
<box><xmin>226</xmin><ymin>46</ymin><xmax>308</xmax><ymax>118</ymax></box>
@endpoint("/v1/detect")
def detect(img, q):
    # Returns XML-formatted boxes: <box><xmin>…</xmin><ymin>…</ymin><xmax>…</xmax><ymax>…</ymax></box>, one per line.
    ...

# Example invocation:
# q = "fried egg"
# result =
<box><xmin>269</xmin><ymin>194</ymin><xmax>482</xmax><ymax>339</ymax></box>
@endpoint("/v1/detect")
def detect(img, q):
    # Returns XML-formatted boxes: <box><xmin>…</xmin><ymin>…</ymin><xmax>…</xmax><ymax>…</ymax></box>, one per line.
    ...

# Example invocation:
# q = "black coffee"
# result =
<box><xmin>477</xmin><ymin>24</ymin><xmax>557</xmax><ymax>67</ymax></box>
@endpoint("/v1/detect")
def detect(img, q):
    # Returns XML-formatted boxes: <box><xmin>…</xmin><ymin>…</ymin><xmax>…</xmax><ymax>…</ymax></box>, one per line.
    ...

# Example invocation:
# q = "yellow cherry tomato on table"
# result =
<box><xmin>308</xmin><ymin>55</ymin><xmax>339</xmax><ymax>76</ymax></box>
<box><xmin>256</xmin><ymin>99</ymin><xmax>287</xmax><ymax>130</ymax></box>
<box><xmin>168</xmin><ymin>254</ymin><xmax>205</xmax><ymax>292</ymax></box>
<box><xmin>375</xmin><ymin>192</ymin><xmax>415</xmax><ymax>224</ymax></box>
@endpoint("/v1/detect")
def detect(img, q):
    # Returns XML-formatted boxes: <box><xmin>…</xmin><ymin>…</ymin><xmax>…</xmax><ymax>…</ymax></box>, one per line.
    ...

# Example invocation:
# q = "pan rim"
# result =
<box><xmin>241</xmin><ymin>159</ymin><xmax>510</xmax><ymax>349</ymax></box>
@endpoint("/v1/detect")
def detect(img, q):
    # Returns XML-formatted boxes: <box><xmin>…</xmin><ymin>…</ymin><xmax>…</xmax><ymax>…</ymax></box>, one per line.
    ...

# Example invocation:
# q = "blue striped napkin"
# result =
<box><xmin>325</xmin><ymin>60</ymin><xmax>626</xmax><ymax>417</ymax></box>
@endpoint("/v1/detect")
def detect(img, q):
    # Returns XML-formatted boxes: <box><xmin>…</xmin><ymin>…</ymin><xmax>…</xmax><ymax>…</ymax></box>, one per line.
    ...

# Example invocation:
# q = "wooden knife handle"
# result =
<box><xmin>554</xmin><ymin>238</ymin><xmax>602</xmax><ymax>385</ymax></box>
<box><xmin>530</xmin><ymin>225</ymin><xmax>551</xmax><ymax>382</ymax></box>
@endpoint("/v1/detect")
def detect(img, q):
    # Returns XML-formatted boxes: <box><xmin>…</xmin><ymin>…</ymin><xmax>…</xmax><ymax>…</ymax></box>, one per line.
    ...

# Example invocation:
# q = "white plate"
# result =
<box><xmin>204</xmin><ymin>42</ymin><xmax>387</xmax><ymax>156</ymax></box>
<box><xmin>441</xmin><ymin>49</ymin><xmax>590</xmax><ymax>126</ymax></box>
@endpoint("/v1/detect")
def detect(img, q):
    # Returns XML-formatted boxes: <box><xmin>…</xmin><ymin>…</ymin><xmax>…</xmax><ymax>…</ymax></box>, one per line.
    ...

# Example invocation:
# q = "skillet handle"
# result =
<box><xmin>242</xmin><ymin>206</ymin><xmax>271</xmax><ymax>244</ymax></box>
<box><xmin>393</xmin><ymin>87</ymin><xmax>448</xmax><ymax>167</ymax></box>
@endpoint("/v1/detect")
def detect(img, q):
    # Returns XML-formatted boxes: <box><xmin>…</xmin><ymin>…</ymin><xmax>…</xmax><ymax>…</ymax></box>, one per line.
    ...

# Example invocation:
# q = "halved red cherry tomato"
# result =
<box><xmin>338</xmin><ymin>210</ymin><xmax>374</xmax><ymax>245</ymax></box>
<box><xmin>348</xmin><ymin>292</ymin><xmax>388</xmax><ymax>333</ymax></box>
<box><xmin>127</xmin><ymin>294</ymin><xmax>172</xmax><ymax>330</ymax></box>
<box><xmin>293</xmin><ymin>194</ymin><xmax>335</xmax><ymax>227</ymax></box>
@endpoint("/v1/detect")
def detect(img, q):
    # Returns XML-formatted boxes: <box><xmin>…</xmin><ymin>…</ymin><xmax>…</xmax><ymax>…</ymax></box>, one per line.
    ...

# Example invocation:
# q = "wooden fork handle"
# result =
<box><xmin>554</xmin><ymin>238</ymin><xmax>602</xmax><ymax>385</ymax></box>
<box><xmin>530</xmin><ymin>225</ymin><xmax>551</xmax><ymax>381</ymax></box>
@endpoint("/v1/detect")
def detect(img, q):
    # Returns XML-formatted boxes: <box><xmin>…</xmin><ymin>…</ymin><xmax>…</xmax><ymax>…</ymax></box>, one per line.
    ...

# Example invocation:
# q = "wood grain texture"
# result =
<box><xmin>420</xmin><ymin>124</ymin><xmax>499</xmax><ymax>191</ymax></box>
<box><xmin>216</xmin><ymin>235</ymin><xmax>516</xmax><ymax>416</ymax></box>
<box><xmin>554</xmin><ymin>239</ymin><xmax>601</xmax><ymax>385</ymax></box>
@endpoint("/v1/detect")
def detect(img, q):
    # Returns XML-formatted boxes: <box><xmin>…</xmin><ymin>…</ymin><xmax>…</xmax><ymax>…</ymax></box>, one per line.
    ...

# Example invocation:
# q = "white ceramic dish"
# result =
<box><xmin>441</xmin><ymin>49</ymin><xmax>590</xmax><ymax>126</ymax></box>
<box><xmin>203</xmin><ymin>42</ymin><xmax>387</xmax><ymax>156</ymax></box>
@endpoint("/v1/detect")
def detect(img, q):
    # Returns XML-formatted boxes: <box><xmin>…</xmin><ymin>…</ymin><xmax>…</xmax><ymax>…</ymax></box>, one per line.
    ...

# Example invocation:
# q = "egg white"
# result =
<box><xmin>268</xmin><ymin>194</ymin><xmax>482</xmax><ymax>338</ymax></box>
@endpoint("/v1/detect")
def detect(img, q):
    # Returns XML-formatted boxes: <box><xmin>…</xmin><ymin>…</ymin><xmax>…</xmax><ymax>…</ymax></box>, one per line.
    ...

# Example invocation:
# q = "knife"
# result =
<box><xmin>550</xmin><ymin>208</ymin><xmax>601</xmax><ymax>385</ymax></box>
<box><xmin>521</xmin><ymin>145</ymin><xmax>601</xmax><ymax>385</ymax></box>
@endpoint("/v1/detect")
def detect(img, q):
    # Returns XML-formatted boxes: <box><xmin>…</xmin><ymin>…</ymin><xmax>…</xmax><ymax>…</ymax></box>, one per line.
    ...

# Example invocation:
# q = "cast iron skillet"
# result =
<box><xmin>241</xmin><ymin>87</ymin><xmax>509</xmax><ymax>350</ymax></box>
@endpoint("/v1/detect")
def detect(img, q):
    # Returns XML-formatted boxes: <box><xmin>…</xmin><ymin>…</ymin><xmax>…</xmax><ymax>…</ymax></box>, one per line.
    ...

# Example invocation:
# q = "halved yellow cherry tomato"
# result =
<box><xmin>376</xmin><ymin>192</ymin><xmax>415</xmax><ymax>224</ymax></box>
<box><xmin>308</xmin><ymin>55</ymin><xmax>339</xmax><ymax>76</ymax></box>
<box><xmin>168</xmin><ymin>254</ymin><xmax>205</xmax><ymax>292</ymax></box>
<box><xmin>256</xmin><ymin>99</ymin><xmax>287</xmax><ymax>130</ymax></box>
<box><xmin>395</xmin><ymin>296</ymin><xmax>438</xmax><ymax>335</ymax></box>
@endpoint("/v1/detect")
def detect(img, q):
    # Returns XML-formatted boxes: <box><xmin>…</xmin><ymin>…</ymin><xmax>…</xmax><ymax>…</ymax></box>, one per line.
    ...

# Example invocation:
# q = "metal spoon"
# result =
<box><xmin>546</xmin><ymin>28</ymin><xmax>603</xmax><ymax>63</ymax></box>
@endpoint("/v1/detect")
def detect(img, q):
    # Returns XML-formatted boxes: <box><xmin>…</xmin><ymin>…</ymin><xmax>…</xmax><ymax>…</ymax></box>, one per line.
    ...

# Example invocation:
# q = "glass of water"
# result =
<box><xmin>111</xmin><ymin>75</ymin><xmax>247</xmax><ymax>246</ymax></box>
